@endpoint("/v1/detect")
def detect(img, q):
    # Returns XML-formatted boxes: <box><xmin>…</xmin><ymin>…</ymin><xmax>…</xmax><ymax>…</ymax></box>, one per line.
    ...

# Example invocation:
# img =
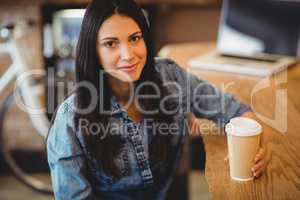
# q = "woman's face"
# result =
<box><xmin>97</xmin><ymin>14</ymin><xmax>147</xmax><ymax>82</ymax></box>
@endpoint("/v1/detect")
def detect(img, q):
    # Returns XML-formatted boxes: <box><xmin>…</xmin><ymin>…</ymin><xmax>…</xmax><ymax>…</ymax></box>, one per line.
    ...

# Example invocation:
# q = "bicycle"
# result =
<box><xmin>0</xmin><ymin>21</ymin><xmax>54</xmax><ymax>194</ymax></box>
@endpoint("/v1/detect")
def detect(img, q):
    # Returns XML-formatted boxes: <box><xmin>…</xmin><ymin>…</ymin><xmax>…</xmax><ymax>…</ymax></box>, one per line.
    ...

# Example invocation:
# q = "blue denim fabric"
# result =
<box><xmin>47</xmin><ymin>58</ymin><xmax>251</xmax><ymax>200</ymax></box>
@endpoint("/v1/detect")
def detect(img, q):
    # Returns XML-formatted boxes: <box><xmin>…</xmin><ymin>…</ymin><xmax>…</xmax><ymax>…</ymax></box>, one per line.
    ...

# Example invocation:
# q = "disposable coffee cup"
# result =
<box><xmin>225</xmin><ymin>117</ymin><xmax>262</xmax><ymax>181</ymax></box>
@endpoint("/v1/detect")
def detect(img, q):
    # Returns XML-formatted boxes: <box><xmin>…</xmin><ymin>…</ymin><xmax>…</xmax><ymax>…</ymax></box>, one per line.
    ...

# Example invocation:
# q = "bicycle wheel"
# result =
<box><xmin>0</xmin><ymin>82</ymin><xmax>53</xmax><ymax>194</ymax></box>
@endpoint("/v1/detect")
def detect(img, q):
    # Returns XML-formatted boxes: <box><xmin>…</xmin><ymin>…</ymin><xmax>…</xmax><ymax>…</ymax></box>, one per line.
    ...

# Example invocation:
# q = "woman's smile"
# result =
<box><xmin>118</xmin><ymin>63</ymin><xmax>139</xmax><ymax>72</ymax></box>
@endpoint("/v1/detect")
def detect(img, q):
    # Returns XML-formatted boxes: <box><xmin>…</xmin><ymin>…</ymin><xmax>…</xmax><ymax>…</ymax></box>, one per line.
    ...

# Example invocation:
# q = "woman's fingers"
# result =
<box><xmin>224</xmin><ymin>154</ymin><xmax>229</xmax><ymax>162</ymax></box>
<box><xmin>225</xmin><ymin>147</ymin><xmax>266</xmax><ymax>178</ymax></box>
<box><xmin>254</xmin><ymin>148</ymin><xmax>265</xmax><ymax>163</ymax></box>
<box><xmin>252</xmin><ymin>148</ymin><xmax>266</xmax><ymax>177</ymax></box>
<box><xmin>252</xmin><ymin>160</ymin><xmax>263</xmax><ymax>171</ymax></box>
<box><xmin>252</xmin><ymin>162</ymin><xmax>264</xmax><ymax>177</ymax></box>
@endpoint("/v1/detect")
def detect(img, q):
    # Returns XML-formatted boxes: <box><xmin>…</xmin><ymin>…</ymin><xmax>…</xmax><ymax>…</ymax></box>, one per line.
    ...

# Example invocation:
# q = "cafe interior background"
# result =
<box><xmin>0</xmin><ymin>0</ymin><xmax>299</xmax><ymax>199</ymax></box>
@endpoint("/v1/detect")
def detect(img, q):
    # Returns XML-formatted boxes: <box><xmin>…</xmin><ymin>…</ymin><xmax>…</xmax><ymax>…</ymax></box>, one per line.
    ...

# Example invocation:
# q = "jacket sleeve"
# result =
<box><xmin>158</xmin><ymin>58</ymin><xmax>252</xmax><ymax>128</ymax></box>
<box><xmin>47</xmin><ymin>101</ymin><xmax>95</xmax><ymax>200</ymax></box>
<box><xmin>188</xmin><ymin>70</ymin><xmax>252</xmax><ymax>128</ymax></box>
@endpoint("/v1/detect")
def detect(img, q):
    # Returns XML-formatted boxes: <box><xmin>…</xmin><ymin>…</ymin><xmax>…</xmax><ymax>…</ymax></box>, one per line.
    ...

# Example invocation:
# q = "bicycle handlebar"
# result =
<box><xmin>0</xmin><ymin>20</ymin><xmax>36</xmax><ymax>40</ymax></box>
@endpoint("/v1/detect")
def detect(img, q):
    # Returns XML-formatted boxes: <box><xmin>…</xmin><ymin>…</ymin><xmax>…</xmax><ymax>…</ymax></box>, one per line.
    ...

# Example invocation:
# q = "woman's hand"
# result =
<box><xmin>241</xmin><ymin>111</ymin><xmax>266</xmax><ymax>178</ymax></box>
<box><xmin>224</xmin><ymin>147</ymin><xmax>266</xmax><ymax>178</ymax></box>
<box><xmin>251</xmin><ymin>147</ymin><xmax>266</xmax><ymax>178</ymax></box>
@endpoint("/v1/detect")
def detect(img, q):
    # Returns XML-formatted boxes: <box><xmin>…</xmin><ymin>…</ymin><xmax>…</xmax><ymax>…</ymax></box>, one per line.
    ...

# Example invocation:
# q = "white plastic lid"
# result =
<box><xmin>225</xmin><ymin>117</ymin><xmax>262</xmax><ymax>137</ymax></box>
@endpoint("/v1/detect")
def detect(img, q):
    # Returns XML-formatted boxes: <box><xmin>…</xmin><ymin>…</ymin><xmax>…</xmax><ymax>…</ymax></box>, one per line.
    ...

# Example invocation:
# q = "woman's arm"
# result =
<box><xmin>188</xmin><ymin>74</ymin><xmax>252</xmax><ymax>128</ymax></box>
<box><xmin>160</xmin><ymin>58</ymin><xmax>252</xmax><ymax>128</ymax></box>
<box><xmin>47</xmin><ymin>103</ymin><xmax>95</xmax><ymax>200</ymax></box>
<box><xmin>160</xmin><ymin>58</ymin><xmax>266</xmax><ymax>177</ymax></box>
<box><xmin>47</xmin><ymin>150</ymin><xmax>94</xmax><ymax>199</ymax></box>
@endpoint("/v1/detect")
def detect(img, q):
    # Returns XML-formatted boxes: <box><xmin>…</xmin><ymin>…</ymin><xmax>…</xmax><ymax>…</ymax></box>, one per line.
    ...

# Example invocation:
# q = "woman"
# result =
<box><xmin>46</xmin><ymin>0</ymin><xmax>265</xmax><ymax>199</ymax></box>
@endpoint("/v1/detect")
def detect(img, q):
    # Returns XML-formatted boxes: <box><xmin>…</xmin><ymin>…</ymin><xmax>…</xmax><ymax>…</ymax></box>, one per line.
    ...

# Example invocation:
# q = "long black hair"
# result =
<box><xmin>73</xmin><ymin>0</ymin><xmax>174</xmax><ymax>178</ymax></box>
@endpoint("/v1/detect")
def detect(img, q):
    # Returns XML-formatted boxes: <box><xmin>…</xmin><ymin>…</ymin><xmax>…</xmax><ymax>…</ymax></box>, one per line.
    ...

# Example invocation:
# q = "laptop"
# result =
<box><xmin>188</xmin><ymin>0</ymin><xmax>300</xmax><ymax>77</ymax></box>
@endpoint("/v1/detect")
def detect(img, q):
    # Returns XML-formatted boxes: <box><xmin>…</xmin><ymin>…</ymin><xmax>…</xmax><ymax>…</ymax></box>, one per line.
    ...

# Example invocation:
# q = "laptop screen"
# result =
<box><xmin>217</xmin><ymin>0</ymin><xmax>300</xmax><ymax>58</ymax></box>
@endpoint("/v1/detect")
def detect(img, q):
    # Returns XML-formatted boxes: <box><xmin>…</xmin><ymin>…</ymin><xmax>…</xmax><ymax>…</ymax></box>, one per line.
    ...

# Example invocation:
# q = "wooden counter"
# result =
<box><xmin>159</xmin><ymin>42</ymin><xmax>300</xmax><ymax>199</ymax></box>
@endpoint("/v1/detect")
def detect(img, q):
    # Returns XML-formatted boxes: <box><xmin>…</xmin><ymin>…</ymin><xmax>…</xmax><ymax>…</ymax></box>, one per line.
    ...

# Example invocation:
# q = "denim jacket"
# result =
<box><xmin>47</xmin><ymin>58</ymin><xmax>251</xmax><ymax>200</ymax></box>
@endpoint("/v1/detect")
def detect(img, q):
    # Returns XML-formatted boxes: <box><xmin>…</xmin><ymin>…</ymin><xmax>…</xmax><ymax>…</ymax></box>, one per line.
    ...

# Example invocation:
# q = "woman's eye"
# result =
<box><xmin>103</xmin><ymin>41</ymin><xmax>117</xmax><ymax>48</ymax></box>
<box><xmin>130</xmin><ymin>35</ymin><xmax>142</xmax><ymax>43</ymax></box>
